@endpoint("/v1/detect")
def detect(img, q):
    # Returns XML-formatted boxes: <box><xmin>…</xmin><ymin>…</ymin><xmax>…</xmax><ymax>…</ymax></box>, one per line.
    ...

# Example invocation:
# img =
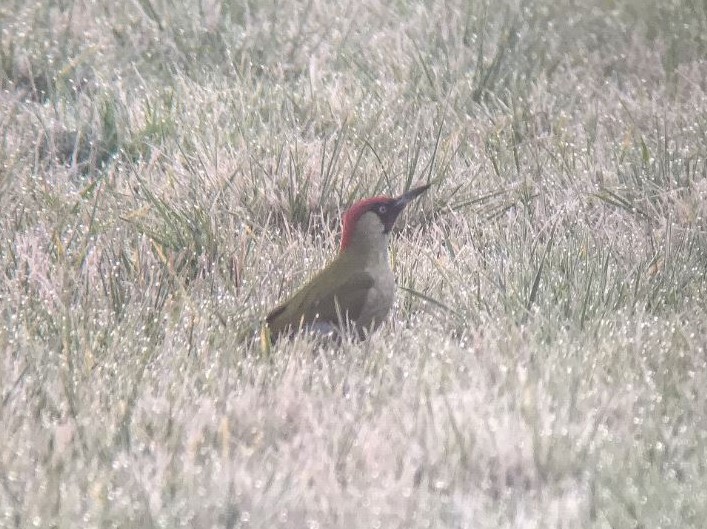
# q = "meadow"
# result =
<box><xmin>1</xmin><ymin>0</ymin><xmax>706</xmax><ymax>527</ymax></box>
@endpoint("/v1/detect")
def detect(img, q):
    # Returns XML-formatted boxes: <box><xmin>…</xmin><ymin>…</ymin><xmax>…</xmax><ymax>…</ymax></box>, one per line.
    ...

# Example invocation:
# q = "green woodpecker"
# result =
<box><xmin>266</xmin><ymin>183</ymin><xmax>430</xmax><ymax>338</ymax></box>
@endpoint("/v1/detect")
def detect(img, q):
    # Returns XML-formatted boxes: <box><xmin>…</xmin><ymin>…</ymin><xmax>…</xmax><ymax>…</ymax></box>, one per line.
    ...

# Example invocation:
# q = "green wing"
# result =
<box><xmin>266</xmin><ymin>265</ymin><xmax>374</xmax><ymax>336</ymax></box>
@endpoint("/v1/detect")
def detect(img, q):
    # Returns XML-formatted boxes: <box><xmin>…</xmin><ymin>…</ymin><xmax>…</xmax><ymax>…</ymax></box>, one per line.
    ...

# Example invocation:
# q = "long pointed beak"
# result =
<box><xmin>393</xmin><ymin>183</ymin><xmax>431</xmax><ymax>209</ymax></box>
<box><xmin>381</xmin><ymin>183</ymin><xmax>430</xmax><ymax>233</ymax></box>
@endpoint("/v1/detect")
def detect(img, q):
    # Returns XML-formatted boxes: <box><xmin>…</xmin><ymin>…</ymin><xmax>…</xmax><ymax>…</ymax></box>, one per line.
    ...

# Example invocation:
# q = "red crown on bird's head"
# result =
<box><xmin>339</xmin><ymin>196</ymin><xmax>392</xmax><ymax>252</ymax></box>
<box><xmin>338</xmin><ymin>184</ymin><xmax>431</xmax><ymax>253</ymax></box>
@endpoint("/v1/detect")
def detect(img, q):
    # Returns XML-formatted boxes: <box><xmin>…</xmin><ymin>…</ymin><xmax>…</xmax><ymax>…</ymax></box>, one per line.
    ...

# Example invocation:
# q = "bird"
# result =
<box><xmin>265</xmin><ymin>183</ymin><xmax>430</xmax><ymax>339</ymax></box>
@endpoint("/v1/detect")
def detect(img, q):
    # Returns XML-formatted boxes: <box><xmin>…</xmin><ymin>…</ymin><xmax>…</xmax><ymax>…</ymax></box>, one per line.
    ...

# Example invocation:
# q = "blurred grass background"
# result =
<box><xmin>1</xmin><ymin>0</ymin><xmax>706</xmax><ymax>527</ymax></box>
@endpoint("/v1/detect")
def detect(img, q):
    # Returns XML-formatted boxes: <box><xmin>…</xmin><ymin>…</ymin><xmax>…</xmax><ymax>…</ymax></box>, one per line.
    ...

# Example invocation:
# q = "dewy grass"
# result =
<box><xmin>1</xmin><ymin>0</ymin><xmax>707</xmax><ymax>527</ymax></box>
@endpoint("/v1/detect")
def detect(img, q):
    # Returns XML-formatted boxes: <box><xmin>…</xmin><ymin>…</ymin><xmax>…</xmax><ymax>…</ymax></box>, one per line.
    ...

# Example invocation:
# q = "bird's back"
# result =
<box><xmin>266</xmin><ymin>254</ymin><xmax>376</xmax><ymax>337</ymax></box>
<box><xmin>266</xmin><ymin>247</ymin><xmax>400</xmax><ymax>338</ymax></box>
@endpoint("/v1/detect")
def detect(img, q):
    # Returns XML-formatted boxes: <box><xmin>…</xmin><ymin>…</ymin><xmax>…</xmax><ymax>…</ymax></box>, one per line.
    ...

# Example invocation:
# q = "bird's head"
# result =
<box><xmin>339</xmin><ymin>184</ymin><xmax>430</xmax><ymax>253</ymax></box>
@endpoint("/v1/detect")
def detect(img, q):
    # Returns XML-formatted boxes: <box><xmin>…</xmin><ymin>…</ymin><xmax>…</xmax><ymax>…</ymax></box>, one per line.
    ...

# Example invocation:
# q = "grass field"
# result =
<box><xmin>2</xmin><ymin>0</ymin><xmax>707</xmax><ymax>527</ymax></box>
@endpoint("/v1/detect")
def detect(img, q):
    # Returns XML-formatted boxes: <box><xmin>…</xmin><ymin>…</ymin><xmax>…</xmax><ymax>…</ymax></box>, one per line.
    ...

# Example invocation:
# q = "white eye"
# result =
<box><xmin>377</xmin><ymin>205</ymin><xmax>387</xmax><ymax>214</ymax></box>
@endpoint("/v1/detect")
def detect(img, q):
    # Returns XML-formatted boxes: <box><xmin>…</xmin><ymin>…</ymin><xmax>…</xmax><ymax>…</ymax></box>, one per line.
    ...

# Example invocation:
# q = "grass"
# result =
<box><xmin>1</xmin><ymin>0</ymin><xmax>707</xmax><ymax>527</ymax></box>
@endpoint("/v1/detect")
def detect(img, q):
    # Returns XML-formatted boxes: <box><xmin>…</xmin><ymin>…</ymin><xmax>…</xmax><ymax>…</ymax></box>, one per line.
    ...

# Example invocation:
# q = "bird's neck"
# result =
<box><xmin>340</xmin><ymin>234</ymin><xmax>390</xmax><ymax>268</ymax></box>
